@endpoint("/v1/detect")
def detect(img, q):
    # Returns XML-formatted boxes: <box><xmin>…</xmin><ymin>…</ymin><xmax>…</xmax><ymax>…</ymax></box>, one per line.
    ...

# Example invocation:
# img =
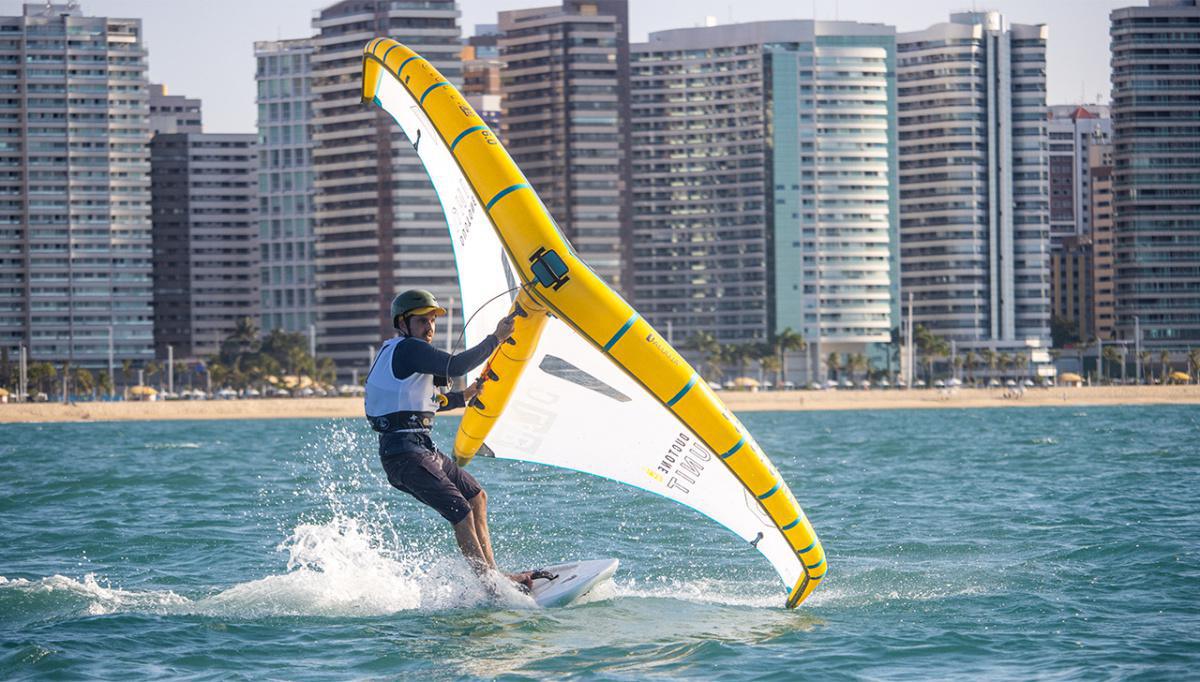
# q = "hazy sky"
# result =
<box><xmin>7</xmin><ymin>0</ymin><xmax>1134</xmax><ymax>132</ymax></box>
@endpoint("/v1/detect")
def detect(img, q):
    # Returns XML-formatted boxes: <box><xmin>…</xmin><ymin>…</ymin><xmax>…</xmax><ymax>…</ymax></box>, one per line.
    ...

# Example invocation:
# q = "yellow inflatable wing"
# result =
<box><xmin>363</xmin><ymin>38</ymin><xmax>826</xmax><ymax>608</ymax></box>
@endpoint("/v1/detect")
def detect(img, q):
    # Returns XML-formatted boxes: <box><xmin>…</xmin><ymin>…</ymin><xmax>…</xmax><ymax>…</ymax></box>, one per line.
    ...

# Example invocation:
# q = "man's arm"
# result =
<box><xmin>392</xmin><ymin>335</ymin><xmax>499</xmax><ymax>380</ymax></box>
<box><xmin>437</xmin><ymin>390</ymin><xmax>466</xmax><ymax>412</ymax></box>
<box><xmin>392</xmin><ymin>314</ymin><xmax>516</xmax><ymax>380</ymax></box>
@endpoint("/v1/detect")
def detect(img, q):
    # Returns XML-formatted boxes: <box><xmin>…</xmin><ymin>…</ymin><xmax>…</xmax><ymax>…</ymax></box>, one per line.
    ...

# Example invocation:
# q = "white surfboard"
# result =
<box><xmin>526</xmin><ymin>558</ymin><xmax>619</xmax><ymax>608</ymax></box>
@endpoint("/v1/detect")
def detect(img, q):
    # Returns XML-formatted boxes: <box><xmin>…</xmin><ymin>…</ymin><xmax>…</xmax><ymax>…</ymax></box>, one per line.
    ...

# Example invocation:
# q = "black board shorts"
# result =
<box><xmin>379</xmin><ymin>432</ymin><xmax>482</xmax><ymax>525</ymax></box>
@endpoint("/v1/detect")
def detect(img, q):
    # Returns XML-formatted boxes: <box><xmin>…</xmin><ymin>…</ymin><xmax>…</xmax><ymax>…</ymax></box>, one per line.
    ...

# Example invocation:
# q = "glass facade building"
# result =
<box><xmin>632</xmin><ymin>21</ymin><xmax>897</xmax><ymax>357</ymax></box>
<box><xmin>255</xmin><ymin>38</ymin><xmax>315</xmax><ymax>336</ymax></box>
<box><xmin>768</xmin><ymin>26</ymin><xmax>898</xmax><ymax>372</ymax></box>
<box><xmin>1110</xmin><ymin>0</ymin><xmax>1200</xmax><ymax>350</ymax></box>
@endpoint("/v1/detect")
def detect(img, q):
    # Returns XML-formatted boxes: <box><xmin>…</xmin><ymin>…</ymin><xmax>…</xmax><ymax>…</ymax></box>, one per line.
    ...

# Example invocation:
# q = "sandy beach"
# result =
<box><xmin>1</xmin><ymin>385</ymin><xmax>1197</xmax><ymax>424</ymax></box>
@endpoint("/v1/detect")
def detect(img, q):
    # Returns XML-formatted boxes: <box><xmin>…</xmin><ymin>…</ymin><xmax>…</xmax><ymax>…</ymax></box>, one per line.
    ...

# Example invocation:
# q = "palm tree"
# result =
<box><xmin>173</xmin><ymin>361</ymin><xmax>187</xmax><ymax>391</ymax></box>
<box><xmin>1076</xmin><ymin>338</ymin><xmax>1094</xmax><ymax>378</ymax></box>
<box><xmin>145</xmin><ymin>360</ymin><xmax>160</xmax><ymax>389</ymax></box>
<box><xmin>231</xmin><ymin>316</ymin><xmax>259</xmax><ymax>350</ymax></box>
<box><xmin>120</xmin><ymin>359</ymin><xmax>134</xmax><ymax>390</ymax></box>
<box><xmin>826</xmin><ymin>352</ymin><xmax>842</xmax><ymax>383</ymax></box>
<box><xmin>759</xmin><ymin>351</ymin><xmax>782</xmax><ymax>387</ymax></box>
<box><xmin>28</xmin><ymin>361</ymin><xmax>55</xmax><ymax>396</ymax></box>
<box><xmin>687</xmin><ymin>331</ymin><xmax>722</xmax><ymax>382</ymax></box>
<box><xmin>1014</xmin><ymin>353</ymin><xmax>1029</xmax><ymax>380</ymax></box>
<box><xmin>0</xmin><ymin>347</ymin><xmax>11</xmax><ymax>389</ymax></box>
<box><xmin>285</xmin><ymin>346</ymin><xmax>307</xmax><ymax>375</ymax></box>
<box><xmin>1138</xmin><ymin>350</ymin><xmax>1152</xmax><ymax>384</ymax></box>
<box><xmin>209</xmin><ymin>361</ymin><xmax>230</xmax><ymax>390</ymax></box>
<box><xmin>772</xmin><ymin>327</ymin><xmax>806</xmax><ymax>386</ymax></box>
<box><xmin>315</xmin><ymin>357</ymin><xmax>337</xmax><ymax>388</ymax></box>
<box><xmin>913</xmin><ymin>325</ymin><xmax>950</xmax><ymax>382</ymax></box>
<box><xmin>997</xmin><ymin>353</ymin><xmax>1012</xmax><ymax>380</ymax></box>
<box><xmin>1190</xmin><ymin>348</ymin><xmax>1200</xmax><ymax>384</ymax></box>
<box><xmin>97</xmin><ymin>371</ymin><xmax>113</xmax><ymax>398</ymax></box>
<box><xmin>1159</xmin><ymin>350</ymin><xmax>1170</xmax><ymax>385</ymax></box>
<box><xmin>74</xmin><ymin>368</ymin><xmax>95</xmax><ymax>398</ymax></box>
<box><xmin>1102</xmin><ymin>346</ymin><xmax>1122</xmax><ymax>383</ymax></box>
<box><xmin>964</xmin><ymin>351</ymin><xmax>978</xmax><ymax>385</ymax></box>
<box><xmin>848</xmin><ymin>353</ymin><xmax>870</xmax><ymax>383</ymax></box>
<box><xmin>729</xmin><ymin>344</ymin><xmax>753</xmax><ymax>382</ymax></box>
<box><xmin>979</xmin><ymin>348</ymin><xmax>995</xmax><ymax>384</ymax></box>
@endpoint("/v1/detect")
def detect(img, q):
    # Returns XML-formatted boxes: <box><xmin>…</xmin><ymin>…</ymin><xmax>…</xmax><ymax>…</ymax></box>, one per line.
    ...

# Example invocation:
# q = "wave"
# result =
<box><xmin>0</xmin><ymin>517</ymin><xmax>536</xmax><ymax>622</ymax></box>
<box><xmin>140</xmin><ymin>442</ymin><xmax>204</xmax><ymax>450</ymax></box>
<box><xmin>0</xmin><ymin>517</ymin><xmax>801</xmax><ymax>620</ymax></box>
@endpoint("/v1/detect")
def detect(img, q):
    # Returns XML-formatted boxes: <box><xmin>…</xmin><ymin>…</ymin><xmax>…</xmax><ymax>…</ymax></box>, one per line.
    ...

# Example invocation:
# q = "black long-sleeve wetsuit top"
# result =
<box><xmin>392</xmin><ymin>334</ymin><xmax>499</xmax><ymax>411</ymax></box>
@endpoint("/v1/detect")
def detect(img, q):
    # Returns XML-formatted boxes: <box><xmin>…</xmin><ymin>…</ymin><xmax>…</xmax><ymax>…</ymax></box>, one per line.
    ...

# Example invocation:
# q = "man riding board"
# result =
<box><xmin>365</xmin><ymin>289</ymin><xmax>532</xmax><ymax>590</ymax></box>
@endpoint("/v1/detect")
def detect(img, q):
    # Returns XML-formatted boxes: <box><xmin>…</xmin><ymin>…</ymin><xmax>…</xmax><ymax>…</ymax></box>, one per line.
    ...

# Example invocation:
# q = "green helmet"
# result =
<box><xmin>390</xmin><ymin>289</ymin><xmax>446</xmax><ymax>326</ymax></box>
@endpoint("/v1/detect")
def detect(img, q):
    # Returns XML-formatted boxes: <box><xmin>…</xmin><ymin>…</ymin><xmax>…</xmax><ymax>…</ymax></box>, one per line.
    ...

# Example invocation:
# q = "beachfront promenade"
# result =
<box><xmin>2</xmin><ymin>385</ymin><xmax>1198</xmax><ymax>423</ymax></box>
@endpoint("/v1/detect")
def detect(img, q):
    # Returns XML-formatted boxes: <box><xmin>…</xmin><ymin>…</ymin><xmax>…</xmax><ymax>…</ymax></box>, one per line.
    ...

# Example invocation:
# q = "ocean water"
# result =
<box><xmin>1</xmin><ymin>405</ymin><xmax>1197</xmax><ymax>680</ymax></box>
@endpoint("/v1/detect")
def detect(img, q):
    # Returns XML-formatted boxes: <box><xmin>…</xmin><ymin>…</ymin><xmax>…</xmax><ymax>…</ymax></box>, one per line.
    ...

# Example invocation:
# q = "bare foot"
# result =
<box><xmin>506</xmin><ymin>571</ymin><xmax>534</xmax><ymax>593</ymax></box>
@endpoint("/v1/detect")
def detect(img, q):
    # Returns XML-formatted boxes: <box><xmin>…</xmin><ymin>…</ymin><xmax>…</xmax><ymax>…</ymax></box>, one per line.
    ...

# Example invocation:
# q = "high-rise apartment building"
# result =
<box><xmin>499</xmin><ymin>1</ymin><xmax>631</xmax><ymax>291</ymax></box>
<box><xmin>767</xmin><ymin>23</ymin><xmax>898</xmax><ymax>370</ymax></box>
<box><xmin>1111</xmin><ymin>0</ymin><xmax>1200</xmax><ymax>351</ymax></box>
<box><xmin>1090</xmin><ymin>159</ymin><xmax>1116</xmax><ymax>341</ymax></box>
<box><xmin>1050</xmin><ymin>236</ymin><xmax>1093</xmax><ymax>344</ymax></box>
<box><xmin>630</xmin><ymin>25</ymin><xmax>771</xmax><ymax>346</ymax></box>
<box><xmin>1048</xmin><ymin>105</ymin><xmax>1115</xmax><ymax>345</ymax></box>
<box><xmin>0</xmin><ymin>3</ymin><xmax>154</xmax><ymax>367</ymax></box>
<box><xmin>462</xmin><ymin>25</ymin><xmax>501</xmax><ymax>129</ymax></box>
<box><xmin>898</xmin><ymin>12</ymin><xmax>1051</xmax><ymax>353</ymax></box>
<box><xmin>149</xmin><ymin>83</ymin><xmax>201</xmax><ymax>135</ymax></box>
<box><xmin>631</xmin><ymin>21</ymin><xmax>897</xmax><ymax>355</ymax></box>
<box><xmin>1048</xmin><ymin>104</ymin><xmax>1111</xmax><ymax>248</ymax></box>
<box><xmin>310</xmin><ymin>0</ymin><xmax>461</xmax><ymax>373</ymax></box>
<box><xmin>255</xmin><ymin>38</ymin><xmax>315</xmax><ymax>335</ymax></box>
<box><xmin>150</xmin><ymin>134</ymin><xmax>259</xmax><ymax>359</ymax></box>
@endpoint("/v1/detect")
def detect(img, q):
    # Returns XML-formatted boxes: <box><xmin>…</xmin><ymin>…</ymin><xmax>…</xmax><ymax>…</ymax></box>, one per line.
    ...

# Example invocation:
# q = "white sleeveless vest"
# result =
<box><xmin>364</xmin><ymin>337</ymin><xmax>441</xmax><ymax>432</ymax></box>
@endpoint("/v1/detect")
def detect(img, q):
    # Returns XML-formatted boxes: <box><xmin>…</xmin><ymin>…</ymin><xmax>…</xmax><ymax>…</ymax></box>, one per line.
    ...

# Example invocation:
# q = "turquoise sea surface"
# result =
<box><xmin>1</xmin><ymin>405</ymin><xmax>1198</xmax><ymax>679</ymax></box>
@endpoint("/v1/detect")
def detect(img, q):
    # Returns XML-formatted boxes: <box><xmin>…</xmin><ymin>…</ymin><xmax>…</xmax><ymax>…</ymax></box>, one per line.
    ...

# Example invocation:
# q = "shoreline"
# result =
<box><xmin>1</xmin><ymin>385</ymin><xmax>1198</xmax><ymax>424</ymax></box>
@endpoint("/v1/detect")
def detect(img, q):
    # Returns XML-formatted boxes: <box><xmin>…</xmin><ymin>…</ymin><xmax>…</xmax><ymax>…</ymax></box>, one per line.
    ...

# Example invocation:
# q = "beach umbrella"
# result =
<box><xmin>732</xmin><ymin>376</ymin><xmax>760</xmax><ymax>389</ymax></box>
<box><xmin>1169</xmin><ymin>371</ymin><xmax>1190</xmax><ymax>383</ymax></box>
<box><xmin>129</xmin><ymin>385</ymin><xmax>157</xmax><ymax>396</ymax></box>
<box><xmin>281</xmin><ymin>375</ymin><xmax>315</xmax><ymax>389</ymax></box>
<box><xmin>0</xmin><ymin>387</ymin><xmax>8</xmax><ymax>397</ymax></box>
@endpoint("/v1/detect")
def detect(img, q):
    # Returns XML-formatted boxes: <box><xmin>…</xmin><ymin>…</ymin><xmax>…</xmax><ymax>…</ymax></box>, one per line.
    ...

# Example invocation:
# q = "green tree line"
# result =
<box><xmin>0</xmin><ymin>318</ymin><xmax>336</xmax><ymax>399</ymax></box>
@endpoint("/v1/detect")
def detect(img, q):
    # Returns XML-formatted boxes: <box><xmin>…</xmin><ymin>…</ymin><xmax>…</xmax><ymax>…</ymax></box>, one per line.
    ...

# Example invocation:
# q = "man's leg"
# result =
<box><xmin>468</xmin><ymin>490</ymin><xmax>497</xmax><ymax>568</ymax></box>
<box><xmin>466</xmin><ymin>491</ymin><xmax>533</xmax><ymax>589</ymax></box>
<box><xmin>452</xmin><ymin>509</ymin><xmax>493</xmax><ymax>573</ymax></box>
